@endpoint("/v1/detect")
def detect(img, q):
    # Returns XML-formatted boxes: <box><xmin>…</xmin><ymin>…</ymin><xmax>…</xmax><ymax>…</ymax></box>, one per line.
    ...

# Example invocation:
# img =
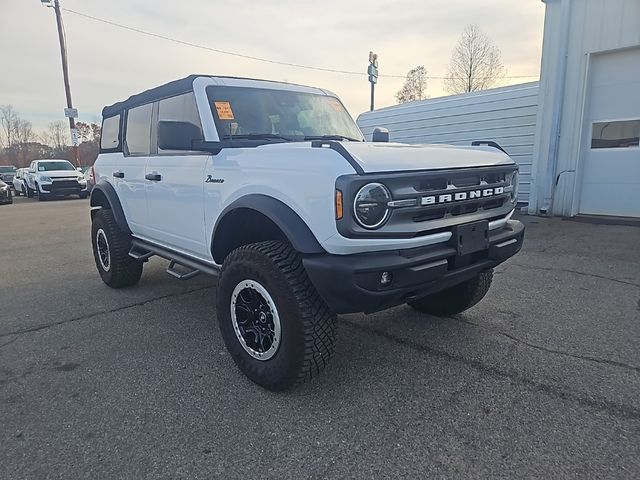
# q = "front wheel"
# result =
<box><xmin>36</xmin><ymin>184</ymin><xmax>48</xmax><ymax>201</ymax></box>
<box><xmin>26</xmin><ymin>184</ymin><xmax>34</xmax><ymax>198</ymax></box>
<box><xmin>408</xmin><ymin>269</ymin><xmax>494</xmax><ymax>316</ymax></box>
<box><xmin>217</xmin><ymin>241</ymin><xmax>336</xmax><ymax>391</ymax></box>
<box><xmin>91</xmin><ymin>209</ymin><xmax>143</xmax><ymax>288</ymax></box>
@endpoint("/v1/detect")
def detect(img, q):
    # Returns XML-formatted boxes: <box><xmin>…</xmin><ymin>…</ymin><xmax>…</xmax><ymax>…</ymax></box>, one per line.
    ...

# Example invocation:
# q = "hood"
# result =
<box><xmin>337</xmin><ymin>142</ymin><xmax>513</xmax><ymax>173</ymax></box>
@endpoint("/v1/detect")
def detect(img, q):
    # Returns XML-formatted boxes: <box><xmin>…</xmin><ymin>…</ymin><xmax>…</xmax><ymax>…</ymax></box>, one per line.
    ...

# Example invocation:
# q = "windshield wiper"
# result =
<box><xmin>221</xmin><ymin>133</ymin><xmax>294</xmax><ymax>142</ymax></box>
<box><xmin>304</xmin><ymin>135</ymin><xmax>361</xmax><ymax>142</ymax></box>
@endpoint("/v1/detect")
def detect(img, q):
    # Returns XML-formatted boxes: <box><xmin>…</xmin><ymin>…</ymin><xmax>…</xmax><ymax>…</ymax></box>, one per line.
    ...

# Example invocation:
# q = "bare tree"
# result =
<box><xmin>0</xmin><ymin>104</ymin><xmax>19</xmax><ymax>149</ymax></box>
<box><xmin>396</xmin><ymin>66</ymin><xmax>428</xmax><ymax>103</ymax></box>
<box><xmin>15</xmin><ymin>119</ymin><xmax>34</xmax><ymax>146</ymax></box>
<box><xmin>43</xmin><ymin>121</ymin><xmax>68</xmax><ymax>155</ymax></box>
<box><xmin>444</xmin><ymin>25</ymin><xmax>505</xmax><ymax>94</ymax></box>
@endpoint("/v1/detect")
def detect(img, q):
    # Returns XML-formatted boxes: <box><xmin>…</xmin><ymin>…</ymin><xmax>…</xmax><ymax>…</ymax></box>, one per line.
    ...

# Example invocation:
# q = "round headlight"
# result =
<box><xmin>353</xmin><ymin>183</ymin><xmax>391</xmax><ymax>229</ymax></box>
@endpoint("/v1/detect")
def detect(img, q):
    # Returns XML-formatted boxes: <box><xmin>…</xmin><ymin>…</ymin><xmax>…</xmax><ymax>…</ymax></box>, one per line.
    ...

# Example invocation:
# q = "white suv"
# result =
<box><xmin>26</xmin><ymin>159</ymin><xmax>88</xmax><ymax>200</ymax></box>
<box><xmin>90</xmin><ymin>75</ymin><xmax>524</xmax><ymax>390</ymax></box>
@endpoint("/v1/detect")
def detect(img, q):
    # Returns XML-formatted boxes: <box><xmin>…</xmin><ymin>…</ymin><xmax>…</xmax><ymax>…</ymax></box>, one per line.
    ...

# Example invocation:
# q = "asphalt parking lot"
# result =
<box><xmin>1</xmin><ymin>195</ymin><xmax>639</xmax><ymax>479</ymax></box>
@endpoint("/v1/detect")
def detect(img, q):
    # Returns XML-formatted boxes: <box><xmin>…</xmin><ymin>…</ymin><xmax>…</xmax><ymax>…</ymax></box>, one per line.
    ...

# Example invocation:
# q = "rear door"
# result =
<box><xmin>118</xmin><ymin>104</ymin><xmax>153</xmax><ymax>234</ymax></box>
<box><xmin>144</xmin><ymin>92</ymin><xmax>209</xmax><ymax>258</ymax></box>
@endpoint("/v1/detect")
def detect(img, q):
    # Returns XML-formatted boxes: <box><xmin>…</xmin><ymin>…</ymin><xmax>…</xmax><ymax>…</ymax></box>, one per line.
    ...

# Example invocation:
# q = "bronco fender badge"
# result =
<box><xmin>205</xmin><ymin>175</ymin><xmax>224</xmax><ymax>184</ymax></box>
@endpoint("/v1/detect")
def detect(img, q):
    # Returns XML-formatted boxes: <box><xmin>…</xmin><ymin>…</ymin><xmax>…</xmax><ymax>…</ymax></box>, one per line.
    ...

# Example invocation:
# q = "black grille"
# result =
<box><xmin>52</xmin><ymin>180</ymin><xmax>79</xmax><ymax>188</ymax></box>
<box><xmin>387</xmin><ymin>166</ymin><xmax>514</xmax><ymax>224</ymax></box>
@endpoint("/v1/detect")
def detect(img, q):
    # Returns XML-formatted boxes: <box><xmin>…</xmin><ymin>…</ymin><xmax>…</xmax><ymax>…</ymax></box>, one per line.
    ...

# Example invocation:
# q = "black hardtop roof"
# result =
<box><xmin>101</xmin><ymin>74</ymin><xmax>326</xmax><ymax>119</ymax></box>
<box><xmin>102</xmin><ymin>75</ymin><xmax>199</xmax><ymax>118</ymax></box>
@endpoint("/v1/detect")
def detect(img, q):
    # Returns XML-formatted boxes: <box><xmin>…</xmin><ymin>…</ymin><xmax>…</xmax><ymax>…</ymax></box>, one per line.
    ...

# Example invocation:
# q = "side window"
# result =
<box><xmin>157</xmin><ymin>92</ymin><xmax>203</xmax><ymax>154</ymax></box>
<box><xmin>125</xmin><ymin>104</ymin><xmax>153</xmax><ymax>156</ymax></box>
<box><xmin>100</xmin><ymin>115</ymin><xmax>121</xmax><ymax>150</ymax></box>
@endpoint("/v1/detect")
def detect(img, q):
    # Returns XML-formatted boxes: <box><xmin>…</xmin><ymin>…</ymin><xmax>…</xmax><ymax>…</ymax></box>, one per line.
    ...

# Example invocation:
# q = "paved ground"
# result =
<box><xmin>1</xmin><ymin>195</ymin><xmax>639</xmax><ymax>479</ymax></box>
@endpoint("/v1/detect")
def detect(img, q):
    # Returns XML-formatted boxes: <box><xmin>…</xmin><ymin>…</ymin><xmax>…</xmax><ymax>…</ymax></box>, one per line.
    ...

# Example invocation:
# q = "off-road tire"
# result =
<box><xmin>91</xmin><ymin>209</ymin><xmax>143</xmax><ymax>288</ymax></box>
<box><xmin>217</xmin><ymin>240</ymin><xmax>336</xmax><ymax>391</ymax></box>
<box><xmin>408</xmin><ymin>269</ymin><xmax>494</xmax><ymax>316</ymax></box>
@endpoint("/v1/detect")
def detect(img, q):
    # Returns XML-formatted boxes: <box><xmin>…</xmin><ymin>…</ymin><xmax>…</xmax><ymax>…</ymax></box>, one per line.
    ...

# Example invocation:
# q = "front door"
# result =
<box><xmin>579</xmin><ymin>48</ymin><xmax>640</xmax><ymax>218</ymax></box>
<box><xmin>144</xmin><ymin>92</ymin><xmax>209</xmax><ymax>259</ymax></box>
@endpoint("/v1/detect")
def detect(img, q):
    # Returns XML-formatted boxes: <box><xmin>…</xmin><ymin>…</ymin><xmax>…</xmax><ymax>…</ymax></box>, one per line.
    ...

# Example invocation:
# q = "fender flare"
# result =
<box><xmin>212</xmin><ymin>194</ymin><xmax>325</xmax><ymax>256</ymax></box>
<box><xmin>90</xmin><ymin>180</ymin><xmax>131</xmax><ymax>234</ymax></box>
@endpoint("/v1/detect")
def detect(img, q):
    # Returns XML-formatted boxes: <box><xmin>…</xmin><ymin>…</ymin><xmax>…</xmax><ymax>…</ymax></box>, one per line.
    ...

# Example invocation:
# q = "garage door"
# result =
<box><xmin>579</xmin><ymin>47</ymin><xmax>640</xmax><ymax>217</ymax></box>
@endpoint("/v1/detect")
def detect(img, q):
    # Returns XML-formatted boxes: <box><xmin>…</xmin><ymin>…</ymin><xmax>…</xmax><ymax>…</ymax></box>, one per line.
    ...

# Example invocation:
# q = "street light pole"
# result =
<box><xmin>44</xmin><ymin>0</ymin><xmax>80</xmax><ymax>166</ymax></box>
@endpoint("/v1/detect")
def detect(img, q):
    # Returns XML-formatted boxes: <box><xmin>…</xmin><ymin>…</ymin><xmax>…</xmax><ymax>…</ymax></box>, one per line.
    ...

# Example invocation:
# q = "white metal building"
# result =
<box><xmin>529</xmin><ymin>0</ymin><xmax>640</xmax><ymax>218</ymax></box>
<box><xmin>357</xmin><ymin>82</ymin><xmax>539</xmax><ymax>204</ymax></box>
<box><xmin>357</xmin><ymin>0</ymin><xmax>640</xmax><ymax>218</ymax></box>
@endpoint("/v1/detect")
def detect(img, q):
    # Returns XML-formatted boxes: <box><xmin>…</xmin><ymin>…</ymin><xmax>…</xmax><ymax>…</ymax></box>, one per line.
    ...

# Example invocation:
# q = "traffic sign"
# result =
<box><xmin>70</xmin><ymin>128</ymin><xmax>79</xmax><ymax>146</ymax></box>
<box><xmin>64</xmin><ymin>107</ymin><xmax>78</xmax><ymax>118</ymax></box>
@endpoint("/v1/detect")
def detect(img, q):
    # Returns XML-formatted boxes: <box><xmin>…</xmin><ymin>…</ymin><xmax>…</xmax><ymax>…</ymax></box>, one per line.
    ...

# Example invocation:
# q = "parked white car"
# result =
<box><xmin>11</xmin><ymin>168</ymin><xmax>30</xmax><ymax>196</ymax></box>
<box><xmin>25</xmin><ymin>159</ymin><xmax>88</xmax><ymax>200</ymax></box>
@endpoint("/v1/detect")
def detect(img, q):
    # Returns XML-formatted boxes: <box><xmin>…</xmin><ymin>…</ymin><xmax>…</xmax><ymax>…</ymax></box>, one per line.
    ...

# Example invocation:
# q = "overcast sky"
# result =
<box><xmin>0</xmin><ymin>0</ymin><xmax>545</xmax><ymax>133</ymax></box>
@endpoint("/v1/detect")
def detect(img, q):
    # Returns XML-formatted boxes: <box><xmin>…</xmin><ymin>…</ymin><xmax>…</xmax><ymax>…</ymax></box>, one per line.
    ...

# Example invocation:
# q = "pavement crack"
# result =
<box><xmin>450</xmin><ymin>316</ymin><xmax>640</xmax><ymax>374</ymax></box>
<box><xmin>510</xmin><ymin>263</ymin><xmax>640</xmax><ymax>288</ymax></box>
<box><xmin>0</xmin><ymin>286</ymin><xmax>214</xmax><ymax>339</ymax></box>
<box><xmin>0</xmin><ymin>335</ymin><xmax>20</xmax><ymax>350</ymax></box>
<box><xmin>498</xmin><ymin>330</ymin><xmax>640</xmax><ymax>373</ymax></box>
<box><xmin>340</xmin><ymin>318</ymin><xmax>640</xmax><ymax>422</ymax></box>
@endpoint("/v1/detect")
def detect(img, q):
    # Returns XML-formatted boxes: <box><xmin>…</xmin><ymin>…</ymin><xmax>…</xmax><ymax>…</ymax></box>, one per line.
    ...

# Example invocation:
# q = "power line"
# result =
<box><xmin>61</xmin><ymin>7</ymin><xmax>540</xmax><ymax>81</ymax></box>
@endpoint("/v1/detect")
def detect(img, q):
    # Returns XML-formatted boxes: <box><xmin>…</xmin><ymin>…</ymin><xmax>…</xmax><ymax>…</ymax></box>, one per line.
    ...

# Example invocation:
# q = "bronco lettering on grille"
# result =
<box><xmin>421</xmin><ymin>186</ymin><xmax>505</xmax><ymax>206</ymax></box>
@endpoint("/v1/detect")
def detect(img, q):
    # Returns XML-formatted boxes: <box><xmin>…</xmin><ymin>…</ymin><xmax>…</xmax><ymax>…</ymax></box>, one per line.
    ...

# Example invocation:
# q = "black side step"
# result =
<box><xmin>128</xmin><ymin>247</ymin><xmax>153</xmax><ymax>261</ymax></box>
<box><xmin>129</xmin><ymin>238</ymin><xmax>220</xmax><ymax>278</ymax></box>
<box><xmin>166</xmin><ymin>260</ymin><xmax>201</xmax><ymax>280</ymax></box>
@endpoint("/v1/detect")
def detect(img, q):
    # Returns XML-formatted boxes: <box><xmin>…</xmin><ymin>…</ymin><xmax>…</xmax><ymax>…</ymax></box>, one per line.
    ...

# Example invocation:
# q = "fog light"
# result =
<box><xmin>380</xmin><ymin>271</ymin><xmax>393</xmax><ymax>286</ymax></box>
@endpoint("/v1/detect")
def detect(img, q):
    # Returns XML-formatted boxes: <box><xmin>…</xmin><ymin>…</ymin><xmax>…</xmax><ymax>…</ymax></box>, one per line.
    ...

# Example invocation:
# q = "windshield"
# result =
<box><xmin>0</xmin><ymin>166</ymin><xmax>16</xmax><ymax>173</ymax></box>
<box><xmin>207</xmin><ymin>86</ymin><xmax>363</xmax><ymax>142</ymax></box>
<box><xmin>37</xmin><ymin>161</ymin><xmax>75</xmax><ymax>172</ymax></box>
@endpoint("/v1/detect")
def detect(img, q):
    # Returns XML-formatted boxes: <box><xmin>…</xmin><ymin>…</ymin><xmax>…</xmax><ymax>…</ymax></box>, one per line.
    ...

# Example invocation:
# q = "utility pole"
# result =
<box><xmin>42</xmin><ymin>0</ymin><xmax>80</xmax><ymax>166</ymax></box>
<box><xmin>368</xmin><ymin>51</ymin><xmax>379</xmax><ymax>111</ymax></box>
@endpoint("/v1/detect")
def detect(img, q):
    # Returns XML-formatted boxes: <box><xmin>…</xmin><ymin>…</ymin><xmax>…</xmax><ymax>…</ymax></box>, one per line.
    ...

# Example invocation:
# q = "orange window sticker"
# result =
<box><xmin>214</xmin><ymin>101</ymin><xmax>234</xmax><ymax>120</ymax></box>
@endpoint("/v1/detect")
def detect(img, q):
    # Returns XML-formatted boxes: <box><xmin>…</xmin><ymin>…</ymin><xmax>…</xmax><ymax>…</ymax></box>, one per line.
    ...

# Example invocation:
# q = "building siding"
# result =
<box><xmin>530</xmin><ymin>0</ymin><xmax>640</xmax><ymax>216</ymax></box>
<box><xmin>357</xmin><ymin>82</ymin><xmax>539</xmax><ymax>204</ymax></box>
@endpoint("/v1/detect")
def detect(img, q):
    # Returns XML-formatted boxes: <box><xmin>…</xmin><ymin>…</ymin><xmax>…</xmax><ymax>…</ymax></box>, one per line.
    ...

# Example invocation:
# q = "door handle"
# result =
<box><xmin>145</xmin><ymin>172</ymin><xmax>162</xmax><ymax>182</ymax></box>
<box><xmin>113</xmin><ymin>171</ymin><xmax>124</xmax><ymax>178</ymax></box>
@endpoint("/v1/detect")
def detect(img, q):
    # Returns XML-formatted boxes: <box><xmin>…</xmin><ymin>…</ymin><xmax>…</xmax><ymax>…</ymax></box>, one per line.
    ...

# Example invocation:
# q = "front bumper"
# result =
<box><xmin>39</xmin><ymin>181</ymin><xmax>87</xmax><ymax>195</ymax></box>
<box><xmin>0</xmin><ymin>189</ymin><xmax>13</xmax><ymax>204</ymax></box>
<box><xmin>303</xmin><ymin>219</ymin><xmax>524</xmax><ymax>314</ymax></box>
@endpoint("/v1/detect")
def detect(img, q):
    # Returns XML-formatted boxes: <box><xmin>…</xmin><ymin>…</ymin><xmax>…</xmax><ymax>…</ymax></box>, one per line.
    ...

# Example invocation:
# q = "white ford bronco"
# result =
<box><xmin>91</xmin><ymin>75</ymin><xmax>524</xmax><ymax>390</ymax></box>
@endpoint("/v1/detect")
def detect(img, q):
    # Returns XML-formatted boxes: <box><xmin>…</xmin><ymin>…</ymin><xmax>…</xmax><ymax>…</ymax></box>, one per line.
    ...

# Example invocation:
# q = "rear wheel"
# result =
<box><xmin>91</xmin><ymin>209</ymin><xmax>143</xmax><ymax>288</ymax></box>
<box><xmin>408</xmin><ymin>269</ymin><xmax>494</xmax><ymax>316</ymax></box>
<box><xmin>13</xmin><ymin>187</ymin><xmax>20</xmax><ymax>196</ymax></box>
<box><xmin>217</xmin><ymin>241</ymin><xmax>336</xmax><ymax>391</ymax></box>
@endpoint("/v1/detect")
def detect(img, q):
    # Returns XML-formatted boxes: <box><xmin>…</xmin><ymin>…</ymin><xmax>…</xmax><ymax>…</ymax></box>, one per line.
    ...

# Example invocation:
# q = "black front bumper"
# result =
<box><xmin>303</xmin><ymin>219</ymin><xmax>524</xmax><ymax>314</ymax></box>
<box><xmin>40</xmin><ymin>181</ymin><xmax>85</xmax><ymax>195</ymax></box>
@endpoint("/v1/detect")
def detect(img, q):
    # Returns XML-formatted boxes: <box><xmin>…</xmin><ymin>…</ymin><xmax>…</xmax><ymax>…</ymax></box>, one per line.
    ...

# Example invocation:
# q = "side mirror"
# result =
<box><xmin>372</xmin><ymin>127</ymin><xmax>390</xmax><ymax>143</ymax></box>
<box><xmin>158</xmin><ymin>120</ymin><xmax>203</xmax><ymax>151</ymax></box>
